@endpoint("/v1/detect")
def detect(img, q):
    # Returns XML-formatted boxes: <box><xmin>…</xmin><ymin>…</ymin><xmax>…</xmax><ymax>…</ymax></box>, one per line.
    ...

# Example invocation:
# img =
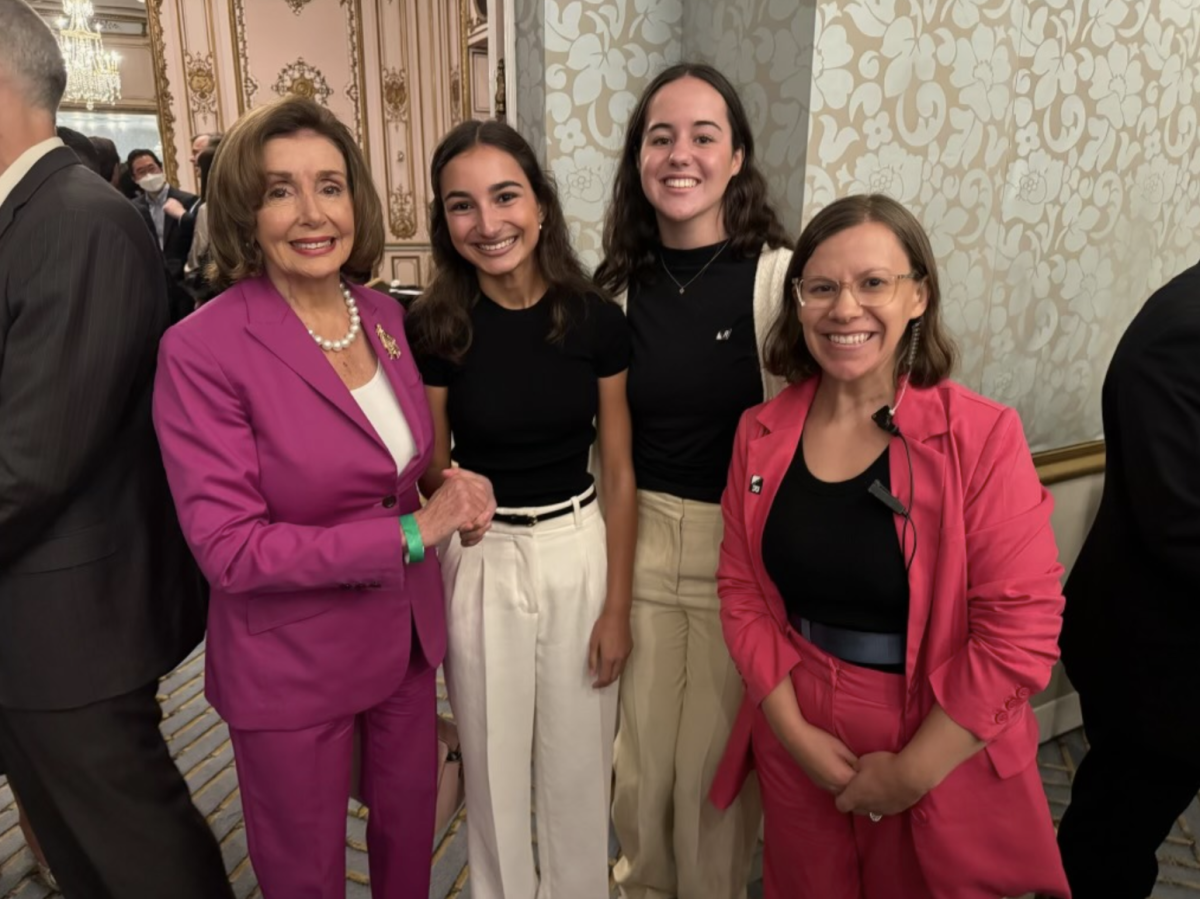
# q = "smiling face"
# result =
<box><xmin>439</xmin><ymin>143</ymin><xmax>543</xmax><ymax>289</ymax></box>
<box><xmin>253</xmin><ymin>129</ymin><xmax>355</xmax><ymax>292</ymax></box>
<box><xmin>799</xmin><ymin>221</ymin><xmax>928</xmax><ymax>388</ymax></box>
<box><xmin>638</xmin><ymin>76</ymin><xmax>744</xmax><ymax>248</ymax></box>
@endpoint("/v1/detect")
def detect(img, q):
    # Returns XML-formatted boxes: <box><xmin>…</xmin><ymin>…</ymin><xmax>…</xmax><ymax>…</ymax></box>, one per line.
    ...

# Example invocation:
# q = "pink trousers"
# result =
<box><xmin>230</xmin><ymin>650</ymin><xmax>437</xmax><ymax>899</ymax></box>
<box><xmin>752</xmin><ymin>634</ymin><xmax>932</xmax><ymax>898</ymax></box>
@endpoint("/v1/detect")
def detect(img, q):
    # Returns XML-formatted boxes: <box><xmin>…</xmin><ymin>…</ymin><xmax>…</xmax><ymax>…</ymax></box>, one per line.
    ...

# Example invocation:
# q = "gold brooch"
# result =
<box><xmin>376</xmin><ymin>324</ymin><xmax>402</xmax><ymax>359</ymax></box>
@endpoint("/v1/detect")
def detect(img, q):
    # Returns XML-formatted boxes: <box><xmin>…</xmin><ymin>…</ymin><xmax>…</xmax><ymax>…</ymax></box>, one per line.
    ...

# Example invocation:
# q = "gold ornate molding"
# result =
<box><xmin>381</xmin><ymin>68</ymin><xmax>410</xmax><ymax>124</ymax></box>
<box><xmin>144</xmin><ymin>0</ymin><xmax>180</xmax><ymax>186</ymax></box>
<box><xmin>343</xmin><ymin>0</ymin><xmax>369</xmax><ymax>148</ymax></box>
<box><xmin>184</xmin><ymin>51</ymin><xmax>217</xmax><ymax>117</ymax></box>
<box><xmin>376</xmin><ymin>0</ymin><xmax>418</xmax><ymax>241</ymax></box>
<box><xmin>1034</xmin><ymin>440</ymin><xmax>1106</xmax><ymax>486</ymax></box>
<box><xmin>495</xmin><ymin>56</ymin><xmax>506</xmax><ymax>119</ymax></box>
<box><xmin>228</xmin><ymin>0</ymin><xmax>258</xmax><ymax>113</ymax></box>
<box><xmin>389</xmin><ymin>187</ymin><xmax>417</xmax><ymax>239</ymax></box>
<box><xmin>449</xmin><ymin>68</ymin><xmax>463</xmax><ymax>126</ymax></box>
<box><xmin>272</xmin><ymin>58</ymin><xmax>334</xmax><ymax>105</ymax></box>
<box><xmin>283</xmin><ymin>0</ymin><xmax>315</xmax><ymax>13</ymax></box>
<box><xmin>458</xmin><ymin>0</ymin><xmax>470</xmax><ymax>122</ymax></box>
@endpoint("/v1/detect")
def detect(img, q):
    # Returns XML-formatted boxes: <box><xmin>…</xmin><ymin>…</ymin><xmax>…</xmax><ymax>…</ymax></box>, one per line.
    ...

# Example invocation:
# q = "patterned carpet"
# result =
<box><xmin>1</xmin><ymin>645</ymin><xmax>1198</xmax><ymax>898</ymax></box>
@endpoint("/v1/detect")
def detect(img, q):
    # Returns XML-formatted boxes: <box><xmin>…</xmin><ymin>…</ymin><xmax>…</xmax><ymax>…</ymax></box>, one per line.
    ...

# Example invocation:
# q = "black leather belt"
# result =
<box><xmin>789</xmin><ymin>613</ymin><xmax>906</xmax><ymax>667</ymax></box>
<box><xmin>492</xmin><ymin>489</ymin><xmax>597</xmax><ymax>527</ymax></box>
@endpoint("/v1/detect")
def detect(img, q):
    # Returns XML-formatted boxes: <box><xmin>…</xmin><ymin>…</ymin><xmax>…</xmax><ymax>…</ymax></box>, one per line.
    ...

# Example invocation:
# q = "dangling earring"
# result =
<box><xmin>538</xmin><ymin>222</ymin><xmax>543</xmax><ymax>230</ymax></box>
<box><xmin>905</xmin><ymin>318</ymin><xmax>923</xmax><ymax>372</ymax></box>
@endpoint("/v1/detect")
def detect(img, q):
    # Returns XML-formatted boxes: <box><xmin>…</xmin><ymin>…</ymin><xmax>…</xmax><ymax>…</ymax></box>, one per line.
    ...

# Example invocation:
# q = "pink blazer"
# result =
<box><xmin>711</xmin><ymin>377</ymin><xmax>1070</xmax><ymax>897</ymax></box>
<box><xmin>153</xmin><ymin>276</ymin><xmax>445</xmax><ymax>732</ymax></box>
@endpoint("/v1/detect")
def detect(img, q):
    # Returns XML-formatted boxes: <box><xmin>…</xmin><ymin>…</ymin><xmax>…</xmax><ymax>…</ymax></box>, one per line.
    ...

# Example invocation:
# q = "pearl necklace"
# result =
<box><xmin>307</xmin><ymin>283</ymin><xmax>361</xmax><ymax>352</ymax></box>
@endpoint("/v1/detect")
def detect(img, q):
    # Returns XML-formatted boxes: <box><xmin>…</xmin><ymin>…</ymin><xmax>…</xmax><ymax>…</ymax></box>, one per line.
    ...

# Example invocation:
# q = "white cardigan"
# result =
<box><xmin>614</xmin><ymin>244</ymin><xmax>793</xmax><ymax>401</ymax></box>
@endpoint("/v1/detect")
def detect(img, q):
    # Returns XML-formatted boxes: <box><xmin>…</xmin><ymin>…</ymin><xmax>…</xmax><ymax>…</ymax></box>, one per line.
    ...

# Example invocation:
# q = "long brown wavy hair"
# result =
<box><xmin>408</xmin><ymin>120</ymin><xmax>600</xmax><ymax>364</ymax></box>
<box><xmin>763</xmin><ymin>194</ymin><xmax>957</xmax><ymax>386</ymax></box>
<box><xmin>593</xmin><ymin>63</ymin><xmax>792</xmax><ymax>296</ymax></box>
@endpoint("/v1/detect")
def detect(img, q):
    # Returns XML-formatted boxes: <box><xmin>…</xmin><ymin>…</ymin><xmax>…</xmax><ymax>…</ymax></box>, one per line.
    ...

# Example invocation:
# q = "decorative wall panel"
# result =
<box><xmin>228</xmin><ymin>0</ymin><xmax>367</xmax><ymax>148</ymax></box>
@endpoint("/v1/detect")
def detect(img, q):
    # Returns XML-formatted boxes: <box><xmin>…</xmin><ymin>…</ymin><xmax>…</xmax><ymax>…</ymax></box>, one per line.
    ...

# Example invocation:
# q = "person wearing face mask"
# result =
<box><xmin>128</xmin><ymin>148</ymin><xmax>198</xmax><ymax>282</ymax></box>
<box><xmin>709</xmin><ymin>194</ymin><xmax>1068</xmax><ymax>898</ymax></box>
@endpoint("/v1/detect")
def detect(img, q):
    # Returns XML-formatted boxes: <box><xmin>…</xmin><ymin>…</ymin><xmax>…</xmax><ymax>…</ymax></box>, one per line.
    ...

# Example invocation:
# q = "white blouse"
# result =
<box><xmin>350</xmin><ymin>363</ymin><xmax>417</xmax><ymax>474</ymax></box>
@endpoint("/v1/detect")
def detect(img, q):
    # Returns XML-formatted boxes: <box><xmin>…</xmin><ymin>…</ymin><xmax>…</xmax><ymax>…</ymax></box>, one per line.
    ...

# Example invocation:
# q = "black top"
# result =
<box><xmin>762</xmin><ymin>441</ymin><xmax>909</xmax><ymax>637</ymax></box>
<box><xmin>626</xmin><ymin>243</ymin><xmax>763</xmax><ymax>503</ymax></box>
<box><xmin>418</xmin><ymin>291</ymin><xmax>630</xmax><ymax>507</ymax></box>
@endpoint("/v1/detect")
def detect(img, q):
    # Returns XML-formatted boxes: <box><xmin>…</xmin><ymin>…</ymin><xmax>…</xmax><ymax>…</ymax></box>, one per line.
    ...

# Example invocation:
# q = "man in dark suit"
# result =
<box><xmin>1057</xmin><ymin>260</ymin><xmax>1200</xmax><ymax>899</ymax></box>
<box><xmin>128</xmin><ymin>147</ymin><xmax>199</xmax><ymax>322</ymax></box>
<box><xmin>128</xmin><ymin>147</ymin><xmax>198</xmax><ymax>280</ymax></box>
<box><xmin>0</xmin><ymin>3</ymin><xmax>233</xmax><ymax>896</ymax></box>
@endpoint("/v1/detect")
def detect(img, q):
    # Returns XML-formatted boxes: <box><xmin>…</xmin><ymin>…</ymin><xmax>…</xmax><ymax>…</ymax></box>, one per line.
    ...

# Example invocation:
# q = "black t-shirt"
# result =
<box><xmin>626</xmin><ymin>243</ymin><xmax>763</xmax><ymax>503</ymax></box>
<box><xmin>418</xmin><ymin>291</ymin><xmax>630</xmax><ymax>507</ymax></box>
<box><xmin>762</xmin><ymin>442</ymin><xmax>910</xmax><ymax>636</ymax></box>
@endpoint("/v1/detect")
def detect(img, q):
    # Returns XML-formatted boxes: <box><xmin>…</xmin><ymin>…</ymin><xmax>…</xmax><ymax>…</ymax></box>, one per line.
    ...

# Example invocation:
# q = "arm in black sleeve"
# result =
<box><xmin>1116</xmin><ymin>312</ymin><xmax>1200</xmax><ymax>582</ymax></box>
<box><xmin>0</xmin><ymin>206</ymin><xmax>164</xmax><ymax>564</ymax></box>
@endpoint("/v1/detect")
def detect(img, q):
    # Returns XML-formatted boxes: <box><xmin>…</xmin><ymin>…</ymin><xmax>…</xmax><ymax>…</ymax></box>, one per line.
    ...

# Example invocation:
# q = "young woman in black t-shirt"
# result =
<box><xmin>593</xmin><ymin>63</ymin><xmax>793</xmax><ymax>899</ymax></box>
<box><xmin>408</xmin><ymin>121</ymin><xmax>636</xmax><ymax>899</ymax></box>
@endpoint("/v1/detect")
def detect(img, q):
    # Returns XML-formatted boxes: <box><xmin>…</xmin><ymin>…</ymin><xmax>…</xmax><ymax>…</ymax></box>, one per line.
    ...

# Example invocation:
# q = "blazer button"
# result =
<box><xmin>1016</xmin><ymin>686</ymin><xmax>1031</xmax><ymax>699</ymax></box>
<box><xmin>994</xmin><ymin>711</ymin><xmax>1009</xmax><ymax>724</ymax></box>
<box><xmin>1004</xmin><ymin>697</ymin><xmax>1019</xmax><ymax>710</ymax></box>
<box><xmin>382</xmin><ymin>495</ymin><xmax>398</xmax><ymax>508</ymax></box>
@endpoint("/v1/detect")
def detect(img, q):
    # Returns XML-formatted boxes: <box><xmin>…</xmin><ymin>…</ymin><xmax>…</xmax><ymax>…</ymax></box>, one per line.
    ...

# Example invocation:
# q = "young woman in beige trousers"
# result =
<box><xmin>594</xmin><ymin>63</ymin><xmax>793</xmax><ymax>899</ymax></box>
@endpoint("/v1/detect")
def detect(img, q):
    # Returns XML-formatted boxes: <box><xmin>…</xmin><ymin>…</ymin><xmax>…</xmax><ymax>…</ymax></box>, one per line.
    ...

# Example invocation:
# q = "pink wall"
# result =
<box><xmin>148</xmin><ymin>0</ymin><xmax>480</xmax><ymax>284</ymax></box>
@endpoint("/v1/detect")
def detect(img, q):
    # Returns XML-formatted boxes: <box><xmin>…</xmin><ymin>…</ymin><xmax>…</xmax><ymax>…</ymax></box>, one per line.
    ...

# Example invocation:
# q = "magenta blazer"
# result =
<box><xmin>711</xmin><ymin>377</ymin><xmax>1070</xmax><ymax>898</ymax></box>
<box><xmin>153</xmin><ymin>276</ymin><xmax>444</xmax><ymax>732</ymax></box>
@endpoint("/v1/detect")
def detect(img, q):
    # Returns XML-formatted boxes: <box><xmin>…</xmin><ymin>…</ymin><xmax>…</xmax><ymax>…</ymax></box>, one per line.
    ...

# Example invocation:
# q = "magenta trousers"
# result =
<box><xmin>230</xmin><ymin>651</ymin><xmax>437</xmax><ymax>899</ymax></box>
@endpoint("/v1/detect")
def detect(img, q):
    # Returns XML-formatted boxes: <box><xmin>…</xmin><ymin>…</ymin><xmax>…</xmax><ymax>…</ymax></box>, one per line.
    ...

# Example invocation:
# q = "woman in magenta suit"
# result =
<box><xmin>152</xmin><ymin>96</ymin><xmax>495</xmax><ymax>899</ymax></box>
<box><xmin>709</xmin><ymin>194</ymin><xmax>1070</xmax><ymax>898</ymax></box>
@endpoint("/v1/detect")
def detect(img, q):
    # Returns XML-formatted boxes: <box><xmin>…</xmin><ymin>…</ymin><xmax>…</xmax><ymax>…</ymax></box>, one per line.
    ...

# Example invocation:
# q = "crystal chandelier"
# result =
<box><xmin>56</xmin><ymin>1</ymin><xmax>122</xmax><ymax>111</ymax></box>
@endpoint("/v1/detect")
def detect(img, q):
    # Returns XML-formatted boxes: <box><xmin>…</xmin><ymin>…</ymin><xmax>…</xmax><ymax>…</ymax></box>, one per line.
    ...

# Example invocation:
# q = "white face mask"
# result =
<box><xmin>137</xmin><ymin>172</ymin><xmax>166</xmax><ymax>194</ymax></box>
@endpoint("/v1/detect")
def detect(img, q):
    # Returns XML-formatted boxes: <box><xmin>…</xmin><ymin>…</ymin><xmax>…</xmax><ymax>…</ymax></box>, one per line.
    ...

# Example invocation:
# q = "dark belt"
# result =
<box><xmin>492</xmin><ymin>489</ymin><xmax>597</xmax><ymax>527</ymax></box>
<box><xmin>789</xmin><ymin>613</ymin><xmax>906</xmax><ymax>667</ymax></box>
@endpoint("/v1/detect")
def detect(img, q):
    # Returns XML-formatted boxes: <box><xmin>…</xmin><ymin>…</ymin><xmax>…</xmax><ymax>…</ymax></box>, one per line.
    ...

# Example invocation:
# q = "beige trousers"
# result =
<box><xmin>612</xmin><ymin>490</ymin><xmax>761</xmax><ymax>899</ymax></box>
<box><xmin>443</xmin><ymin>494</ymin><xmax>618</xmax><ymax>899</ymax></box>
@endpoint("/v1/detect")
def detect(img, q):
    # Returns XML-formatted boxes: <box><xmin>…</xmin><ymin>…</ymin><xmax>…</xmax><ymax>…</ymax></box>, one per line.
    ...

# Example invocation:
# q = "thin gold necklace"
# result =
<box><xmin>659</xmin><ymin>239</ymin><xmax>731</xmax><ymax>295</ymax></box>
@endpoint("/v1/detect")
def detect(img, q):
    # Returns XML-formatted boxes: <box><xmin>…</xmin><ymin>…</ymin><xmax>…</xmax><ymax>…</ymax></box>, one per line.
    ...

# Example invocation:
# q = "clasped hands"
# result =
<box><xmin>414</xmin><ymin>468</ymin><xmax>496</xmax><ymax>548</ymax></box>
<box><xmin>787</xmin><ymin>721</ymin><xmax>930</xmax><ymax>819</ymax></box>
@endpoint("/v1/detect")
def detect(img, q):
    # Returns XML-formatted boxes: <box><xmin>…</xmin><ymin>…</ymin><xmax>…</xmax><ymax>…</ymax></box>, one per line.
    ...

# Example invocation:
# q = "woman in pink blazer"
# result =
<box><xmin>710</xmin><ymin>194</ymin><xmax>1070</xmax><ymax>898</ymax></box>
<box><xmin>152</xmin><ymin>96</ymin><xmax>495</xmax><ymax>899</ymax></box>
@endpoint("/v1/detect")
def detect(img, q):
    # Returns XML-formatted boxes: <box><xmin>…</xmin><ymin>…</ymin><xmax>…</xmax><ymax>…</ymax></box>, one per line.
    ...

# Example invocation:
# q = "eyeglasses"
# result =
<box><xmin>792</xmin><ymin>272</ymin><xmax>921</xmax><ymax>309</ymax></box>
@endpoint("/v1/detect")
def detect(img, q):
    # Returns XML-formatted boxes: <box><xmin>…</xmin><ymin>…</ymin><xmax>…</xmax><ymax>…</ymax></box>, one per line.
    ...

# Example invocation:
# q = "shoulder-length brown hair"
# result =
<box><xmin>205</xmin><ymin>96</ymin><xmax>383</xmax><ymax>290</ymax></box>
<box><xmin>407</xmin><ymin>119</ymin><xmax>601</xmax><ymax>365</ymax></box>
<box><xmin>764</xmin><ymin>194</ymin><xmax>957</xmax><ymax>386</ymax></box>
<box><xmin>593</xmin><ymin>62</ymin><xmax>792</xmax><ymax>296</ymax></box>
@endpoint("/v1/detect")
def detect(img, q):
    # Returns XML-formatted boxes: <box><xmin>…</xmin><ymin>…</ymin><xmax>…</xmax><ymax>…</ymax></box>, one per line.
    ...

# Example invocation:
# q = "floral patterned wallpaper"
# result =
<box><xmin>512</xmin><ymin>0</ymin><xmax>1200</xmax><ymax>451</ymax></box>
<box><xmin>801</xmin><ymin>0</ymin><xmax>1200</xmax><ymax>450</ymax></box>
<box><xmin>514</xmin><ymin>0</ymin><xmax>683</xmax><ymax>268</ymax></box>
<box><xmin>684</xmin><ymin>0</ymin><xmax>816</xmax><ymax>230</ymax></box>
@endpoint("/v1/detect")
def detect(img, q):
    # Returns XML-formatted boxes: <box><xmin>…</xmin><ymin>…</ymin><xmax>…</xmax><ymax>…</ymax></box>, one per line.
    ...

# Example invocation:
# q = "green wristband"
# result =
<box><xmin>399</xmin><ymin>513</ymin><xmax>424</xmax><ymax>563</ymax></box>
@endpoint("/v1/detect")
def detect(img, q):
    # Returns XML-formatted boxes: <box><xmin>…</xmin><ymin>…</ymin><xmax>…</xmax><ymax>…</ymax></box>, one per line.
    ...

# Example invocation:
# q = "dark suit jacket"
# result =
<box><xmin>132</xmin><ymin>185</ymin><xmax>198</xmax><ymax>280</ymax></box>
<box><xmin>0</xmin><ymin>147</ymin><xmax>207</xmax><ymax>710</ymax></box>
<box><xmin>1061</xmin><ymin>259</ymin><xmax>1200</xmax><ymax>753</ymax></box>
